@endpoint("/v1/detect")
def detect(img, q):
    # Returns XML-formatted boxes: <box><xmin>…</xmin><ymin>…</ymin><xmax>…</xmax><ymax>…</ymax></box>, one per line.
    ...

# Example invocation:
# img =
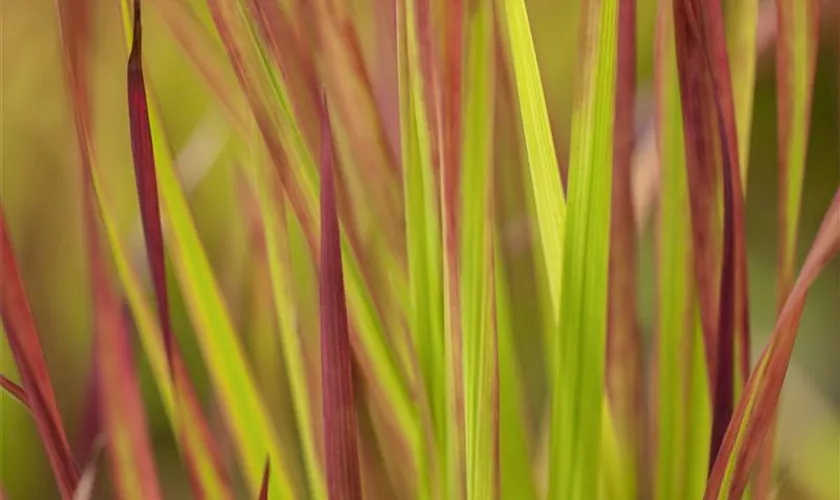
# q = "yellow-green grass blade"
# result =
<box><xmin>494</xmin><ymin>244</ymin><xmax>537</xmax><ymax>500</ymax></box>
<box><xmin>90</xmin><ymin>162</ymin><xmax>234</xmax><ymax>500</ymax></box>
<box><xmin>725</xmin><ymin>0</ymin><xmax>759</xmax><ymax>186</ymax></box>
<box><xmin>460</xmin><ymin>1</ymin><xmax>496</xmax><ymax>498</ymax></box>
<box><xmin>397</xmin><ymin>0</ymin><xmax>446</xmax><ymax>495</ymax></box>
<box><xmin>549</xmin><ymin>0</ymin><xmax>617</xmax><ymax>498</ymax></box>
<box><xmin>117</xmin><ymin>1</ymin><xmax>296</xmax><ymax>495</ymax></box>
<box><xmin>653</xmin><ymin>3</ymin><xmax>711</xmax><ymax>499</ymax></box>
<box><xmin>498</xmin><ymin>0</ymin><xmax>566</xmax><ymax>317</ymax></box>
<box><xmin>244</xmin><ymin>129</ymin><xmax>326</xmax><ymax>500</ymax></box>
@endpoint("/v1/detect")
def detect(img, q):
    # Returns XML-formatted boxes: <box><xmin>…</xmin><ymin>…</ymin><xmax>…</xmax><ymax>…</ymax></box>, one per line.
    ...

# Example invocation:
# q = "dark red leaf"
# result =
<box><xmin>671</xmin><ymin>0</ymin><xmax>750</xmax><ymax>467</ymax></box>
<box><xmin>319</xmin><ymin>96</ymin><xmax>363</xmax><ymax>500</ymax></box>
<box><xmin>0</xmin><ymin>209</ymin><xmax>80</xmax><ymax>499</ymax></box>
<box><xmin>127</xmin><ymin>0</ymin><xmax>174</xmax><ymax>374</ymax></box>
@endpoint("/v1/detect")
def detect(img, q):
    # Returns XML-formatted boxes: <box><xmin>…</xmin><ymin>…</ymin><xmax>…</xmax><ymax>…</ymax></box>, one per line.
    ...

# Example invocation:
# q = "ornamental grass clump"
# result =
<box><xmin>1</xmin><ymin>0</ymin><xmax>837</xmax><ymax>498</ymax></box>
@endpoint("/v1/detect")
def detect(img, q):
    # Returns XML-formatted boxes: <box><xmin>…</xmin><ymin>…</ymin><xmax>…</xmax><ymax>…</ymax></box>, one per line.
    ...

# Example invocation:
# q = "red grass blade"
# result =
<box><xmin>607</xmin><ymin>0</ymin><xmax>646</xmax><ymax>494</ymax></box>
<box><xmin>319</xmin><ymin>97</ymin><xmax>363</xmax><ymax>500</ymax></box>
<box><xmin>671</xmin><ymin>0</ymin><xmax>750</xmax><ymax>466</ymax></box>
<box><xmin>0</xmin><ymin>374</ymin><xmax>30</xmax><ymax>411</ymax></box>
<box><xmin>0</xmin><ymin>209</ymin><xmax>79</xmax><ymax>499</ymax></box>
<box><xmin>754</xmin><ymin>2</ymin><xmax>822</xmax><ymax>495</ymax></box>
<box><xmin>127</xmin><ymin>0</ymin><xmax>174</xmax><ymax>373</ymax></box>
<box><xmin>705</xmin><ymin>188</ymin><xmax>840</xmax><ymax>499</ymax></box>
<box><xmin>90</xmin><ymin>241</ymin><xmax>163</xmax><ymax>500</ymax></box>
<box><xmin>55</xmin><ymin>0</ymin><xmax>232</xmax><ymax>495</ymax></box>
<box><xmin>258</xmin><ymin>458</ymin><xmax>271</xmax><ymax>500</ymax></box>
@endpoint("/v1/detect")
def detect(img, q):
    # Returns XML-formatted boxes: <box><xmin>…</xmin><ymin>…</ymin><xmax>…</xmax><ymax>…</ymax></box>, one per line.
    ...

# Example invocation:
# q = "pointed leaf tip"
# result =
<box><xmin>126</xmin><ymin>0</ymin><xmax>174</xmax><ymax>374</ymax></box>
<box><xmin>319</xmin><ymin>95</ymin><xmax>363</xmax><ymax>500</ymax></box>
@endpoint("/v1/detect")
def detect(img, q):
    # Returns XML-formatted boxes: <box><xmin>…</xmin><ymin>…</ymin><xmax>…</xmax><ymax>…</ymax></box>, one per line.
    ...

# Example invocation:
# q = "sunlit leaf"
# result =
<box><xmin>550</xmin><ymin>0</ymin><xmax>617</xmax><ymax>498</ymax></box>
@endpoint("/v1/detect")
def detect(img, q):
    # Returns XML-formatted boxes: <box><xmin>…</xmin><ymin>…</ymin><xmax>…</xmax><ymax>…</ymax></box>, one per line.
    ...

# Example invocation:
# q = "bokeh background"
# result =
<box><xmin>1</xmin><ymin>0</ymin><xmax>838</xmax><ymax>498</ymax></box>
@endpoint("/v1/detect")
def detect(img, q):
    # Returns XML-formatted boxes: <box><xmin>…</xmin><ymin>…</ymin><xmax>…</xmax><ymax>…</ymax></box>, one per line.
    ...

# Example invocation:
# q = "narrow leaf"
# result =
<box><xmin>606</xmin><ymin>0</ymin><xmax>645</xmax><ymax>495</ymax></box>
<box><xmin>319</xmin><ymin>99</ymin><xmax>363</xmax><ymax>500</ymax></box>
<box><xmin>550</xmin><ymin>0</ymin><xmax>617</xmax><ymax>498</ymax></box>
<box><xmin>126</xmin><ymin>0</ymin><xmax>174</xmax><ymax>373</ymax></box>
<box><xmin>460</xmin><ymin>1</ymin><xmax>497</xmax><ymax>497</ymax></box>
<box><xmin>755</xmin><ymin>1</ymin><xmax>821</xmax><ymax>494</ymax></box>
<box><xmin>0</xmin><ymin>374</ymin><xmax>29</xmax><ymax>410</ymax></box>
<box><xmin>89</xmin><ymin>249</ymin><xmax>163</xmax><ymax>500</ymax></box>
<box><xmin>244</xmin><ymin>117</ymin><xmax>326</xmax><ymax>500</ymax></box>
<box><xmin>0</xmin><ymin>208</ymin><xmax>79</xmax><ymax>499</ymax></box>
<box><xmin>498</xmin><ymin>0</ymin><xmax>566</xmax><ymax>315</ymax></box>
<box><xmin>706</xmin><ymin>189</ymin><xmax>840</xmax><ymax>500</ymax></box>
<box><xmin>671</xmin><ymin>0</ymin><xmax>751</xmax><ymax>463</ymax></box>
<box><xmin>398</xmin><ymin>0</ymin><xmax>450</xmax><ymax>494</ymax></box>
<box><xmin>725</xmin><ymin>0</ymin><xmax>760</xmax><ymax>183</ymax></box>
<box><xmin>653</xmin><ymin>2</ymin><xmax>711</xmax><ymax>498</ymax></box>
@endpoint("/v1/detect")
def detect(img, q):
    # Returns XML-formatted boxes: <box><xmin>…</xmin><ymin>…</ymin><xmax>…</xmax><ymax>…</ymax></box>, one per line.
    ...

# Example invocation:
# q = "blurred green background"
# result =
<box><xmin>1</xmin><ymin>0</ymin><xmax>837</xmax><ymax>498</ymax></box>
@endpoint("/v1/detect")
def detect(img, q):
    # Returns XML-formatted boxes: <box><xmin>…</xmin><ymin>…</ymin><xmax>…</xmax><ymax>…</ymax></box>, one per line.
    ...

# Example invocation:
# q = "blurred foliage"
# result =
<box><xmin>0</xmin><ymin>0</ymin><xmax>838</xmax><ymax>498</ymax></box>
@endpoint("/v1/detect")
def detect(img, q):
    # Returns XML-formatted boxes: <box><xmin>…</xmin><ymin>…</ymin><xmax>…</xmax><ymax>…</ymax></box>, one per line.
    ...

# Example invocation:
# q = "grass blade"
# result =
<box><xmin>90</xmin><ymin>169</ymin><xmax>234</xmax><ymax>498</ymax></box>
<box><xmin>671</xmin><ymin>0</ymin><xmax>750</xmax><ymax>464</ymax></box>
<box><xmin>89</xmin><ymin>251</ymin><xmax>162</xmax><ymax>500</ymax></box>
<box><xmin>498</xmin><ymin>0</ymin><xmax>566</xmax><ymax>316</ymax></box>
<box><xmin>319</xmin><ymin>99</ymin><xmax>363</xmax><ymax>500</ymax></box>
<box><xmin>244</xmin><ymin>111</ymin><xmax>326</xmax><ymax>499</ymax></box>
<box><xmin>550</xmin><ymin>0</ymin><xmax>617</xmax><ymax>497</ymax></box>
<box><xmin>755</xmin><ymin>1</ymin><xmax>822</xmax><ymax>495</ymax></box>
<box><xmin>460</xmin><ymin>1</ymin><xmax>497</xmax><ymax>497</ymax></box>
<box><xmin>117</xmin><ymin>1</ymin><xmax>297</xmax><ymax>495</ymax></box>
<box><xmin>653</xmin><ymin>2</ymin><xmax>711</xmax><ymax>498</ymax></box>
<box><xmin>606</xmin><ymin>0</ymin><xmax>644</xmax><ymax>495</ymax></box>
<box><xmin>725</xmin><ymin>0</ymin><xmax>760</xmax><ymax>183</ymax></box>
<box><xmin>398</xmin><ymin>0</ymin><xmax>448</xmax><ymax>494</ymax></box>
<box><xmin>126</xmin><ymin>0</ymin><xmax>174</xmax><ymax>373</ymax></box>
<box><xmin>706</xmin><ymin>188</ymin><xmax>840</xmax><ymax>500</ymax></box>
<box><xmin>0</xmin><ymin>208</ymin><xmax>79</xmax><ymax>499</ymax></box>
<box><xmin>0</xmin><ymin>374</ymin><xmax>29</xmax><ymax>410</ymax></box>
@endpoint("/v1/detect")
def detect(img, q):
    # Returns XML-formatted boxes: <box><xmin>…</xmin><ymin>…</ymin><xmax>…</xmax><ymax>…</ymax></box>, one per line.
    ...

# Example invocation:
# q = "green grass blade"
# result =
<box><xmin>398</xmin><ymin>0</ymin><xmax>446</xmax><ymax>495</ymax></box>
<box><xmin>755</xmin><ymin>1</ymin><xmax>821</xmax><ymax>495</ymax></box>
<box><xmin>498</xmin><ymin>0</ymin><xmax>566</xmax><ymax>316</ymax></box>
<box><xmin>725</xmin><ymin>0</ymin><xmax>759</xmax><ymax>185</ymax></box>
<box><xmin>90</xmin><ymin>164</ymin><xmax>235</xmax><ymax>500</ymax></box>
<box><xmin>460</xmin><ymin>1</ymin><xmax>496</xmax><ymax>497</ymax></box>
<box><xmin>653</xmin><ymin>4</ymin><xmax>712</xmax><ymax>498</ymax></box>
<box><xmin>244</xmin><ymin>126</ymin><xmax>326</xmax><ymax>500</ymax></box>
<box><xmin>495</xmin><ymin>245</ymin><xmax>537</xmax><ymax>500</ymax></box>
<box><xmin>549</xmin><ymin>0</ymin><xmax>617</xmax><ymax>497</ymax></box>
